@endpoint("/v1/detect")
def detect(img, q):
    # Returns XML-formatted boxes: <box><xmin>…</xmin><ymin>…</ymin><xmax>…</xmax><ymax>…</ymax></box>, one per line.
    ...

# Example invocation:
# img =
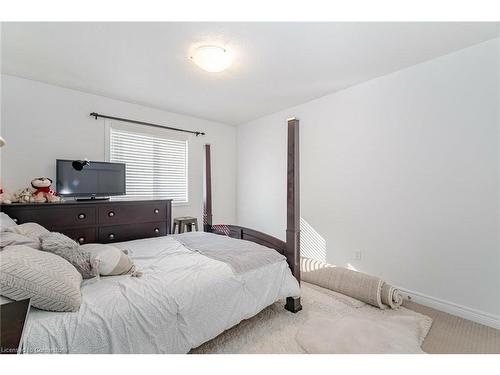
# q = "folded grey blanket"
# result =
<box><xmin>173</xmin><ymin>232</ymin><xmax>287</xmax><ymax>274</ymax></box>
<box><xmin>301</xmin><ymin>257</ymin><xmax>403</xmax><ymax>309</ymax></box>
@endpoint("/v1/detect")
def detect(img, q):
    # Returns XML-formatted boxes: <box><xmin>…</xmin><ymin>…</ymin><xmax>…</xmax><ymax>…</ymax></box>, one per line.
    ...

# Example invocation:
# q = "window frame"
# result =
<box><xmin>105</xmin><ymin>120</ymin><xmax>190</xmax><ymax>206</ymax></box>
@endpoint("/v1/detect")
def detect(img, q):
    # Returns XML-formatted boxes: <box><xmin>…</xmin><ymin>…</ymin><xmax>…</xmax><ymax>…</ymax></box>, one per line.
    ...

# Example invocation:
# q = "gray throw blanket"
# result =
<box><xmin>301</xmin><ymin>257</ymin><xmax>403</xmax><ymax>309</ymax></box>
<box><xmin>173</xmin><ymin>232</ymin><xmax>287</xmax><ymax>274</ymax></box>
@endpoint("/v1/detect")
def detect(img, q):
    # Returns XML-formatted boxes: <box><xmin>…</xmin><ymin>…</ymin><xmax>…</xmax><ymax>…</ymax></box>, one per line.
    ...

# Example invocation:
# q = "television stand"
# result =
<box><xmin>75</xmin><ymin>196</ymin><xmax>110</xmax><ymax>201</ymax></box>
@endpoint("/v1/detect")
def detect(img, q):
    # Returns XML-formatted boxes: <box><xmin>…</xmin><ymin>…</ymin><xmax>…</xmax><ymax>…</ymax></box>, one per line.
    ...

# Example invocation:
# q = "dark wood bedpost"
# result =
<box><xmin>203</xmin><ymin>144</ymin><xmax>213</xmax><ymax>232</ymax></box>
<box><xmin>203</xmin><ymin>123</ymin><xmax>301</xmax><ymax>313</ymax></box>
<box><xmin>285</xmin><ymin>118</ymin><xmax>302</xmax><ymax>313</ymax></box>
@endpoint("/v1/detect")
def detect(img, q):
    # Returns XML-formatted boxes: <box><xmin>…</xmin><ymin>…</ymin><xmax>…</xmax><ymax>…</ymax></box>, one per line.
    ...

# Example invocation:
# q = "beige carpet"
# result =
<box><xmin>404</xmin><ymin>301</ymin><xmax>500</xmax><ymax>354</ymax></box>
<box><xmin>192</xmin><ymin>282</ymin><xmax>432</xmax><ymax>354</ymax></box>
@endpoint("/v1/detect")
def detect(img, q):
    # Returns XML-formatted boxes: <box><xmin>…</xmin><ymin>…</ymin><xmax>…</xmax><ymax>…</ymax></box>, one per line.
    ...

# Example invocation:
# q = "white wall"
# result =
<box><xmin>237</xmin><ymin>38</ymin><xmax>500</xmax><ymax>323</ymax></box>
<box><xmin>0</xmin><ymin>75</ymin><xmax>237</xmax><ymax>225</ymax></box>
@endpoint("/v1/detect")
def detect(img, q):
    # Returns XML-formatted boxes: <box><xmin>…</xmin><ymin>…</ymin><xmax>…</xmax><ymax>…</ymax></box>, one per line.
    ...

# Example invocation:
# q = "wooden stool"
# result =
<box><xmin>173</xmin><ymin>217</ymin><xmax>199</xmax><ymax>234</ymax></box>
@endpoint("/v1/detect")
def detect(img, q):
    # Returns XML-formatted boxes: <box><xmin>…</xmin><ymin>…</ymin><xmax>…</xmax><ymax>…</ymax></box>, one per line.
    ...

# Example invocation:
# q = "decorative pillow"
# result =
<box><xmin>0</xmin><ymin>212</ymin><xmax>18</xmax><ymax>231</ymax></box>
<box><xmin>81</xmin><ymin>243</ymin><xmax>142</xmax><ymax>277</ymax></box>
<box><xmin>39</xmin><ymin>232</ymin><xmax>97</xmax><ymax>279</ymax></box>
<box><xmin>1</xmin><ymin>231</ymin><xmax>41</xmax><ymax>250</ymax></box>
<box><xmin>5</xmin><ymin>222</ymin><xmax>49</xmax><ymax>242</ymax></box>
<box><xmin>0</xmin><ymin>245</ymin><xmax>82</xmax><ymax>312</ymax></box>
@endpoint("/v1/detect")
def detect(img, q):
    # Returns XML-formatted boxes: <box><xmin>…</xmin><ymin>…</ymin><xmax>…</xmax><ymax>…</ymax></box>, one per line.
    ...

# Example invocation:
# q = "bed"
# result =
<box><xmin>14</xmin><ymin>118</ymin><xmax>302</xmax><ymax>354</ymax></box>
<box><xmin>21</xmin><ymin>234</ymin><xmax>300</xmax><ymax>353</ymax></box>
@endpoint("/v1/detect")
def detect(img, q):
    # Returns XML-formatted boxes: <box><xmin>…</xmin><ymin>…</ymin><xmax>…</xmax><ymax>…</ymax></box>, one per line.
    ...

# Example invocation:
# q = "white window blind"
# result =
<box><xmin>109</xmin><ymin>127</ymin><xmax>188</xmax><ymax>203</ymax></box>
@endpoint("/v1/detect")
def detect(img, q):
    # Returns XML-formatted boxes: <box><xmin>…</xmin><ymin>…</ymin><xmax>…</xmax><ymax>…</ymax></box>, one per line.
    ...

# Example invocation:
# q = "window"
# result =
<box><xmin>109</xmin><ymin>126</ymin><xmax>188</xmax><ymax>203</ymax></box>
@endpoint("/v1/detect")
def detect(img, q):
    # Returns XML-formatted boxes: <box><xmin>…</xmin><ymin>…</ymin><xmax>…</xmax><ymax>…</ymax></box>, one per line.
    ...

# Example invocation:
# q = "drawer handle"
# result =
<box><xmin>108</xmin><ymin>211</ymin><xmax>115</xmax><ymax>217</ymax></box>
<box><xmin>154</xmin><ymin>209</ymin><xmax>159</xmax><ymax>214</ymax></box>
<box><xmin>154</xmin><ymin>228</ymin><xmax>160</xmax><ymax>234</ymax></box>
<box><xmin>78</xmin><ymin>237</ymin><xmax>85</xmax><ymax>244</ymax></box>
<box><xmin>108</xmin><ymin>233</ymin><xmax>115</xmax><ymax>240</ymax></box>
<box><xmin>78</xmin><ymin>213</ymin><xmax>86</xmax><ymax>220</ymax></box>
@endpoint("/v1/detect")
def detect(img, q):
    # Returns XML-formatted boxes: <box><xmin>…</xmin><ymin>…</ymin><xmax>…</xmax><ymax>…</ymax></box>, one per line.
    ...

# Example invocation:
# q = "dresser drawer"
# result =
<box><xmin>98</xmin><ymin>222</ymin><xmax>167</xmax><ymax>243</ymax></box>
<box><xmin>56</xmin><ymin>227</ymin><xmax>97</xmax><ymax>245</ymax></box>
<box><xmin>2</xmin><ymin>206</ymin><xmax>97</xmax><ymax>229</ymax></box>
<box><xmin>98</xmin><ymin>203</ymin><xmax>166</xmax><ymax>226</ymax></box>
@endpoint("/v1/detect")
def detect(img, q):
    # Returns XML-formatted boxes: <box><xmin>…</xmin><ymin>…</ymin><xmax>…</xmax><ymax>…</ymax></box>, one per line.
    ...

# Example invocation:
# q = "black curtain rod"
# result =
<box><xmin>90</xmin><ymin>112</ymin><xmax>205</xmax><ymax>136</ymax></box>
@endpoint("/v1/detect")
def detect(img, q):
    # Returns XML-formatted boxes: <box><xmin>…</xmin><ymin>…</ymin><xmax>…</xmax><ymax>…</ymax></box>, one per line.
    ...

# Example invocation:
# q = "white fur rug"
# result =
<box><xmin>192</xmin><ymin>283</ymin><xmax>432</xmax><ymax>354</ymax></box>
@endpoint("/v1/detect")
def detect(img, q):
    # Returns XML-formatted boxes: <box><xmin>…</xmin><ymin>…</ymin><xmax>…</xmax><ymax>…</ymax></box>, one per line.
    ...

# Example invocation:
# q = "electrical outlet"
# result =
<box><xmin>354</xmin><ymin>250</ymin><xmax>362</xmax><ymax>260</ymax></box>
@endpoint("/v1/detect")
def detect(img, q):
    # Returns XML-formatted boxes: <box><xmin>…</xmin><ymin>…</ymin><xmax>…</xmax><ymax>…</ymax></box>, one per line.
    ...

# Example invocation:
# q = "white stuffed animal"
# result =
<box><xmin>0</xmin><ymin>187</ymin><xmax>13</xmax><ymax>204</ymax></box>
<box><xmin>13</xmin><ymin>187</ymin><xmax>35</xmax><ymax>203</ymax></box>
<box><xmin>31</xmin><ymin>177</ymin><xmax>61</xmax><ymax>203</ymax></box>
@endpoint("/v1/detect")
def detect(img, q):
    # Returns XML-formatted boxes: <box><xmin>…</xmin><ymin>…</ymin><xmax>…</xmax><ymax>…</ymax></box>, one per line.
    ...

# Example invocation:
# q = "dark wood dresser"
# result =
<box><xmin>1</xmin><ymin>199</ymin><xmax>172</xmax><ymax>245</ymax></box>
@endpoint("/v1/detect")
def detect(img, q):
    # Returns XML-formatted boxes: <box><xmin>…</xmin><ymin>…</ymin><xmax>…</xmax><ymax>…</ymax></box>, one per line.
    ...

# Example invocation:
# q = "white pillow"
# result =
<box><xmin>0</xmin><ymin>245</ymin><xmax>83</xmax><ymax>312</ymax></box>
<box><xmin>81</xmin><ymin>243</ymin><xmax>141</xmax><ymax>277</ymax></box>
<box><xmin>1</xmin><ymin>231</ymin><xmax>41</xmax><ymax>250</ymax></box>
<box><xmin>5</xmin><ymin>222</ymin><xmax>49</xmax><ymax>241</ymax></box>
<box><xmin>0</xmin><ymin>212</ymin><xmax>17</xmax><ymax>231</ymax></box>
<box><xmin>40</xmin><ymin>232</ymin><xmax>98</xmax><ymax>279</ymax></box>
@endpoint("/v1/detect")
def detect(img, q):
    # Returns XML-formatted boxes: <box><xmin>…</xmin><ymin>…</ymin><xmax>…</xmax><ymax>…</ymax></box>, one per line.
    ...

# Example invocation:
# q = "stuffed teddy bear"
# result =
<box><xmin>14</xmin><ymin>187</ymin><xmax>35</xmax><ymax>203</ymax></box>
<box><xmin>0</xmin><ymin>178</ymin><xmax>15</xmax><ymax>204</ymax></box>
<box><xmin>0</xmin><ymin>187</ymin><xmax>14</xmax><ymax>204</ymax></box>
<box><xmin>31</xmin><ymin>177</ymin><xmax>61</xmax><ymax>203</ymax></box>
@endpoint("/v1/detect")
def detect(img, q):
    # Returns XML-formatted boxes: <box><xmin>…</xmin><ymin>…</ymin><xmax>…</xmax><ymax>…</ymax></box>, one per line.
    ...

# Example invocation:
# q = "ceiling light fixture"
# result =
<box><xmin>190</xmin><ymin>45</ymin><xmax>231</xmax><ymax>73</ymax></box>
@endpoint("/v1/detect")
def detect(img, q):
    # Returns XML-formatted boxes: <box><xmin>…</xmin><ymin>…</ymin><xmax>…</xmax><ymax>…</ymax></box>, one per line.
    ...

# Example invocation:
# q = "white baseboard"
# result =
<box><xmin>398</xmin><ymin>288</ymin><xmax>500</xmax><ymax>330</ymax></box>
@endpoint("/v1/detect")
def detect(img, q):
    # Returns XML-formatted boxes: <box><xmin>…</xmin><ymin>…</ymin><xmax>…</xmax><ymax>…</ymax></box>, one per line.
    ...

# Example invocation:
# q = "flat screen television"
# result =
<box><xmin>56</xmin><ymin>159</ymin><xmax>126</xmax><ymax>199</ymax></box>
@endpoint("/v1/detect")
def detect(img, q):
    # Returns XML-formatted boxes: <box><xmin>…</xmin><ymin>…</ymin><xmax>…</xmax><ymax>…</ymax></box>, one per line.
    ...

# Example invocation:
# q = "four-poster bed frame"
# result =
<box><xmin>203</xmin><ymin>118</ymin><xmax>302</xmax><ymax>313</ymax></box>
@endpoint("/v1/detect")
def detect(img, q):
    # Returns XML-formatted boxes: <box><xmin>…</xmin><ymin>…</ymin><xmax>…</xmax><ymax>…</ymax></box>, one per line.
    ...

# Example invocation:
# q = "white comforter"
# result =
<box><xmin>22</xmin><ymin>234</ymin><xmax>300</xmax><ymax>354</ymax></box>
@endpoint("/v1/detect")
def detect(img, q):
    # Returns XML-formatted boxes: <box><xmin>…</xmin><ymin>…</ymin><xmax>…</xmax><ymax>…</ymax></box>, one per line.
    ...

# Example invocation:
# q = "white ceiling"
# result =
<box><xmin>1</xmin><ymin>22</ymin><xmax>499</xmax><ymax>125</ymax></box>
